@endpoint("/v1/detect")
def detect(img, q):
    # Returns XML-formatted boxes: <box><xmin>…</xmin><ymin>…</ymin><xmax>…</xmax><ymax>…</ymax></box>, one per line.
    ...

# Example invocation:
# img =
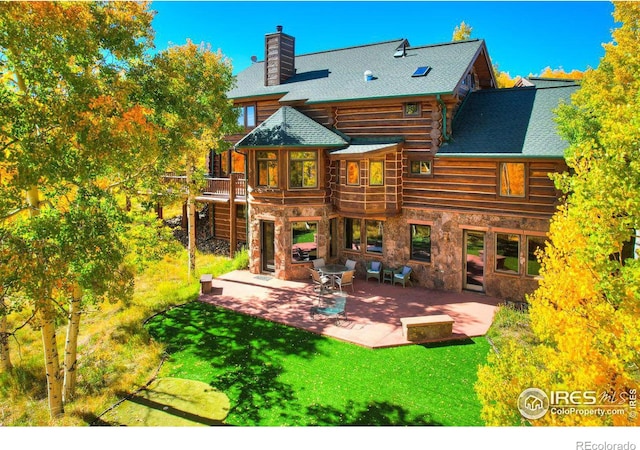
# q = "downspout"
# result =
<box><xmin>436</xmin><ymin>94</ymin><xmax>450</xmax><ymax>142</ymax></box>
<box><xmin>233</xmin><ymin>145</ymin><xmax>249</xmax><ymax>251</ymax></box>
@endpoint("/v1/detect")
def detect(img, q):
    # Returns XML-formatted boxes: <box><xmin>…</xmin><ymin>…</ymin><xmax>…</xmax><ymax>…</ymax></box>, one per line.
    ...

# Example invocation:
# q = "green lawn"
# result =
<box><xmin>146</xmin><ymin>301</ymin><xmax>490</xmax><ymax>426</ymax></box>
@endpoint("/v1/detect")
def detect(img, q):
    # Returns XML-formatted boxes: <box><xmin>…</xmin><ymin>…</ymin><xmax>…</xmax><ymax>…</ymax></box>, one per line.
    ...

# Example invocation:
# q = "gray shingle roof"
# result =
<box><xmin>229</xmin><ymin>39</ymin><xmax>487</xmax><ymax>104</ymax></box>
<box><xmin>439</xmin><ymin>84</ymin><xmax>579</xmax><ymax>158</ymax></box>
<box><xmin>236</xmin><ymin>106</ymin><xmax>348</xmax><ymax>148</ymax></box>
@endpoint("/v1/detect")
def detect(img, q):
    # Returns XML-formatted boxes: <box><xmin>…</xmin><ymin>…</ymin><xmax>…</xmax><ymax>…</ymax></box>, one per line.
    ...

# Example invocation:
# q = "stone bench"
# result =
<box><xmin>200</xmin><ymin>274</ymin><xmax>213</xmax><ymax>294</ymax></box>
<box><xmin>400</xmin><ymin>314</ymin><xmax>454</xmax><ymax>341</ymax></box>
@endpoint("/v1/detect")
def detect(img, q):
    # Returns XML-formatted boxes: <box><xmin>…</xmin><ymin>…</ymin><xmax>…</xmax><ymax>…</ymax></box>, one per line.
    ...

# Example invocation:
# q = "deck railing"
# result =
<box><xmin>163</xmin><ymin>173</ymin><xmax>246</xmax><ymax>199</ymax></box>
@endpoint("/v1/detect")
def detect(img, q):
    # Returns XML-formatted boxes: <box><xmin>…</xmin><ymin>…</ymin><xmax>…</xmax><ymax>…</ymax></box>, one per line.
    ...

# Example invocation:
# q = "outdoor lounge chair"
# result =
<box><xmin>366</xmin><ymin>261</ymin><xmax>382</xmax><ymax>283</ymax></box>
<box><xmin>335</xmin><ymin>270</ymin><xmax>355</xmax><ymax>293</ymax></box>
<box><xmin>310</xmin><ymin>295</ymin><xmax>347</xmax><ymax>325</ymax></box>
<box><xmin>393</xmin><ymin>266</ymin><xmax>413</xmax><ymax>288</ymax></box>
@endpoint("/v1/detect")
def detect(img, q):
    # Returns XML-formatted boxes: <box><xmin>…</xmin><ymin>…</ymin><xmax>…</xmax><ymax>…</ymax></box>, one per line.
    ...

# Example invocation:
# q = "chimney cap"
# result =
<box><xmin>276</xmin><ymin>25</ymin><xmax>283</xmax><ymax>32</ymax></box>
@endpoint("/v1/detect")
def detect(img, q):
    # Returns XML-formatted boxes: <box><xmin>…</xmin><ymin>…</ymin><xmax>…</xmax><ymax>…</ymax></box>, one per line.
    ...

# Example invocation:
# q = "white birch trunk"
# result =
<box><xmin>0</xmin><ymin>301</ymin><xmax>12</xmax><ymax>372</ymax></box>
<box><xmin>40</xmin><ymin>300</ymin><xmax>64</xmax><ymax>419</ymax></box>
<box><xmin>186</xmin><ymin>160</ymin><xmax>197</xmax><ymax>280</ymax></box>
<box><xmin>62</xmin><ymin>285</ymin><xmax>82</xmax><ymax>403</ymax></box>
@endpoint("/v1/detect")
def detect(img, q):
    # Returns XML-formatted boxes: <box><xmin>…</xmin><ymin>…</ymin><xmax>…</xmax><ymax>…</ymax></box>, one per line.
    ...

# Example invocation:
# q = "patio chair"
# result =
<box><xmin>345</xmin><ymin>259</ymin><xmax>357</xmax><ymax>271</ymax></box>
<box><xmin>335</xmin><ymin>270</ymin><xmax>355</xmax><ymax>293</ymax></box>
<box><xmin>310</xmin><ymin>268</ymin><xmax>332</xmax><ymax>295</ymax></box>
<box><xmin>312</xmin><ymin>257</ymin><xmax>326</xmax><ymax>271</ymax></box>
<box><xmin>393</xmin><ymin>266</ymin><xmax>413</xmax><ymax>288</ymax></box>
<box><xmin>366</xmin><ymin>261</ymin><xmax>382</xmax><ymax>283</ymax></box>
<box><xmin>310</xmin><ymin>295</ymin><xmax>347</xmax><ymax>325</ymax></box>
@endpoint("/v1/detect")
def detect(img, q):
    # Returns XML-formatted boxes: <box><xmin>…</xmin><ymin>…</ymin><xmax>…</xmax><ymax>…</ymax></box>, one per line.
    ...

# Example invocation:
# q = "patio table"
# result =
<box><xmin>320</xmin><ymin>264</ymin><xmax>348</xmax><ymax>289</ymax></box>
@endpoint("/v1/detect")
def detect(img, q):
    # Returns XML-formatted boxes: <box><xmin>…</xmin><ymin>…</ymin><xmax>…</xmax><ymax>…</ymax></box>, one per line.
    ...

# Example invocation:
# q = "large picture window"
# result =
<box><xmin>345</xmin><ymin>218</ymin><xmax>361</xmax><ymax>251</ymax></box>
<box><xmin>369</xmin><ymin>160</ymin><xmax>384</xmax><ymax>186</ymax></box>
<box><xmin>292</xmin><ymin>221</ymin><xmax>317</xmax><ymax>262</ymax></box>
<box><xmin>499</xmin><ymin>162</ymin><xmax>526</xmax><ymax>197</ymax></box>
<box><xmin>496</xmin><ymin>233</ymin><xmax>520</xmax><ymax>274</ymax></box>
<box><xmin>410</xmin><ymin>224</ymin><xmax>431</xmax><ymax>262</ymax></box>
<box><xmin>365</xmin><ymin>220</ymin><xmax>383</xmax><ymax>254</ymax></box>
<box><xmin>527</xmin><ymin>236</ymin><xmax>545</xmax><ymax>277</ymax></box>
<box><xmin>289</xmin><ymin>151</ymin><xmax>318</xmax><ymax>189</ymax></box>
<box><xmin>256</xmin><ymin>151</ymin><xmax>278</xmax><ymax>187</ymax></box>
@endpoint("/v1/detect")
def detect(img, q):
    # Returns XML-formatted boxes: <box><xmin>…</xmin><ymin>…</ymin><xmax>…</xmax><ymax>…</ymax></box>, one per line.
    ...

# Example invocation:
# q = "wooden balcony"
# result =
<box><xmin>163</xmin><ymin>173</ymin><xmax>246</xmax><ymax>202</ymax></box>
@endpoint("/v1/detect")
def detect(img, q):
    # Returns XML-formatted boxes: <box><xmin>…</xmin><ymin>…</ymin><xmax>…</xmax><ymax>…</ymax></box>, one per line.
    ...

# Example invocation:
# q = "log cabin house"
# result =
<box><xmin>201</xmin><ymin>26</ymin><xmax>578</xmax><ymax>301</ymax></box>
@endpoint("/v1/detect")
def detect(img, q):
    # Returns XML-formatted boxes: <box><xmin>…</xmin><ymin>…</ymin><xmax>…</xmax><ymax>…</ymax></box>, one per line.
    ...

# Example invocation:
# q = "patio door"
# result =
<box><xmin>463</xmin><ymin>230</ymin><xmax>485</xmax><ymax>292</ymax></box>
<box><xmin>261</xmin><ymin>220</ymin><xmax>275</xmax><ymax>273</ymax></box>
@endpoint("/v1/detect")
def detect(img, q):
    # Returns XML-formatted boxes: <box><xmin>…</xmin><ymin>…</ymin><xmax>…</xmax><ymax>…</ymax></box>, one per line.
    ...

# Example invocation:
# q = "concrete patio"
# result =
<box><xmin>199</xmin><ymin>270</ymin><xmax>502</xmax><ymax>349</ymax></box>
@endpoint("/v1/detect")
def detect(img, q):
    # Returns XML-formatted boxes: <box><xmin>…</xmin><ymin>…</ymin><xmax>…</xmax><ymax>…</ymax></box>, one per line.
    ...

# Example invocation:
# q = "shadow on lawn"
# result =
<box><xmin>146</xmin><ymin>301</ymin><xmax>324</xmax><ymax>425</ymax></box>
<box><xmin>145</xmin><ymin>301</ymin><xmax>444</xmax><ymax>426</ymax></box>
<box><xmin>306</xmin><ymin>400</ymin><xmax>442</xmax><ymax>426</ymax></box>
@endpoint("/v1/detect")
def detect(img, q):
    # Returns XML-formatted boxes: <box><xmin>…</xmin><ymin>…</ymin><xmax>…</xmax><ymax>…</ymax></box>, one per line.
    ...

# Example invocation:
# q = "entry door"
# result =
<box><xmin>463</xmin><ymin>230</ymin><xmax>485</xmax><ymax>292</ymax></box>
<box><xmin>261</xmin><ymin>221</ymin><xmax>275</xmax><ymax>273</ymax></box>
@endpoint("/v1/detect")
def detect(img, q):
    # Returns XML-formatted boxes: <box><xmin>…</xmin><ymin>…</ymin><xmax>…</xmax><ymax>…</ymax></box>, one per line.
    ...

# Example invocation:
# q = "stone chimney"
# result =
<box><xmin>264</xmin><ymin>25</ymin><xmax>295</xmax><ymax>86</ymax></box>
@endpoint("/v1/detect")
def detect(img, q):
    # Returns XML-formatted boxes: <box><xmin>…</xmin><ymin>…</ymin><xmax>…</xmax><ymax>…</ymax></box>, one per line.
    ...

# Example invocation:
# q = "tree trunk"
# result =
<box><xmin>186</xmin><ymin>161</ymin><xmax>197</xmax><ymax>280</ymax></box>
<box><xmin>40</xmin><ymin>300</ymin><xmax>64</xmax><ymax>419</ymax></box>
<box><xmin>0</xmin><ymin>297</ymin><xmax>12</xmax><ymax>372</ymax></box>
<box><xmin>62</xmin><ymin>284</ymin><xmax>82</xmax><ymax>403</ymax></box>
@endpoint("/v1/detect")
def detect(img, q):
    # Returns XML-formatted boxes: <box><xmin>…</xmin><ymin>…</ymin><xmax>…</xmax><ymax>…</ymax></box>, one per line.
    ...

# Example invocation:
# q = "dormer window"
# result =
<box><xmin>237</xmin><ymin>104</ymin><xmax>256</xmax><ymax>128</ymax></box>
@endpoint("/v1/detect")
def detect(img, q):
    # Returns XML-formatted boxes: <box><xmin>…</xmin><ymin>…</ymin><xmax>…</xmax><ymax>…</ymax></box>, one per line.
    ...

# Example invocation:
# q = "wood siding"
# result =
<box><xmin>210</xmin><ymin>203</ymin><xmax>247</xmax><ymax>242</ymax></box>
<box><xmin>402</xmin><ymin>158</ymin><xmax>565</xmax><ymax>218</ymax></box>
<box><xmin>331</xmin><ymin>151</ymin><xmax>402</xmax><ymax>216</ymax></box>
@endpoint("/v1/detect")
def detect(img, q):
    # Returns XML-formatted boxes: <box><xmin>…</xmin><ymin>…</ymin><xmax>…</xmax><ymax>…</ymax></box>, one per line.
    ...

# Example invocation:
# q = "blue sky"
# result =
<box><xmin>151</xmin><ymin>1</ymin><xmax>616</xmax><ymax>78</ymax></box>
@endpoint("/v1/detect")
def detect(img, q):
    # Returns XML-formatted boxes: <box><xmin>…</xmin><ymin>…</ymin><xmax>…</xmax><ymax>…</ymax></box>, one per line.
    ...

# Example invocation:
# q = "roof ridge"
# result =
<box><xmin>295</xmin><ymin>38</ymin><xmax>407</xmax><ymax>58</ymax></box>
<box><xmin>407</xmin><ymin>38</ymin><xmax>482</xmax><ymax>51</ymax></box>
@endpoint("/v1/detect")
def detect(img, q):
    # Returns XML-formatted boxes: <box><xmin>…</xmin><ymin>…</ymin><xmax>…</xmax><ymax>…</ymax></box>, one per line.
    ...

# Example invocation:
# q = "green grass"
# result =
<box><xmin>146</xmin><ymin>301</ymin><xmax>490</xmax><ymax>426</ymax></box>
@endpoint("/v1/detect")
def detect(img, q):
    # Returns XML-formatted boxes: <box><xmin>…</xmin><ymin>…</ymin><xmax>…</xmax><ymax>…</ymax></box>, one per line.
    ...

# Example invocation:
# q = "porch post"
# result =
<box><xmin>229</xmin><ymin>173</ymin><xmax>237</xmax><ymax>258</ymax></box>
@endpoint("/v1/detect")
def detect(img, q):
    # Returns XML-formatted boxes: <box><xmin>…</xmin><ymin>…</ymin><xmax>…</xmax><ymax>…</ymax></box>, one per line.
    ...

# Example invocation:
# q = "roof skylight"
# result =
<box><xmin>412</xmin><ymin>66</ymin><xmax>432</xmax><ymax>77</ymax></box>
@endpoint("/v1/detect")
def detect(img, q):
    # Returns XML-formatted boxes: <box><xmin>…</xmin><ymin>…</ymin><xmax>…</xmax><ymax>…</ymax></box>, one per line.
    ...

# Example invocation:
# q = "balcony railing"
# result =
<box><xmin>163</xmin><ymin>173</ymin><xmax>246</xmax><ymax>199</ymax></box>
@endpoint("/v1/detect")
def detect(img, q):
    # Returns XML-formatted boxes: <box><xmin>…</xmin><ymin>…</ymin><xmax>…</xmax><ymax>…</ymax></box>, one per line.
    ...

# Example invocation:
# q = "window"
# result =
<box><xmin>527</xmin><ymin>236</ymin><xmax>545</xmax><ymax>277</ymax></box>
<box><xmin>235</xmin><ymin>204</ymin><xmax>246</xmax><ymax>219</ymax></box>
<box><xmin>404</xmin><ymin>102</ymin><xmax>421</xmax><ymax>117</ymax></box>
<box><xmin>256</xmin><ymin>151</ymin><xmax>278</xmax><ymax>187</ymax></box>
<box><xmin>237</xmin><ymin>104</ymin><xmax>256</xmax><ymax>128</ymax></box>
<box><xmin>365</xmin><ymin>220</ymin><xmax>383</xmax><ymax>254</ymax></box>
<box><xmin>499</xmin><ymin>162</ymin><xmax>526</xmax><ymax>197</ymax></box>
<box><xmin>496</xmin><ymin>233</ymin><xmax>520</xmax><ymax>274</ymax></box>
<box><xmin>369</xmin><ymin>160</ymin><xmax>384</xmax><ymax>186</ymax></box>
<box><xmin>292</xmin><ymin>221</ymin><xmax>317</xmax><ymax>262</ymax></box>
<box><xmin>346</xmin><ymin>161</ymin><xmax>360</xmax><ymax>185</ymax></box>
<box><xmin>410</xmin><ymin>160</ymin><xmax>432</xmax><ymax>176</ymax></box>
<box><xmin>410</xmin><ymin>224</ymin><xmax>431</xmax><ymax>262</ymax></box>
<box><xmin>289</xmin><ymin>151</ymin><xmax>318</xmax><ymax>189</ymax></box>
<box><xmin>345</xmin><ymin>218</ymin><xmax>361</xmax><ymax>251</ymax></box>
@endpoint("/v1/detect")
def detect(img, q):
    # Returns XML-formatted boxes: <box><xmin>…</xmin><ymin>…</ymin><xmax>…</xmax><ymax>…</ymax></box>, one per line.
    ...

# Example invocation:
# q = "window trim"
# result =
<box><xmin>498</xmin><ymin>162</ymin><xmax>527</xmax><ymax>199</ymax></box>
<box><xmin>288</xmin><ymin>150</ymin><xmax>319</xmax><ymax>190</ymax></box>
<box><xmin>237</xmin><ymin>103</ymin><xmax>257</xmax><ymax>129</ymax></box>
<box><xmin>410</xmin><ymin>223</ymin><xmax>432</xmax><ymax>263</ymax></box>
<box><xmin>409</xmin><ymin>159</ymin><xmax>433</xmax><ymax>177</ymax></box>
<box><xmin>495</xmin><ymin>233</ymin><xmax>521</xmax><ymax>275</ymax></box>
<box><xmin>526</xmin><ymin>235</ymin><xmax>545</xmax><ymax>278</ymax></box>
<box><xmin>255</xmin><ymin>150</ymin><xmax>279</xmax><ymax>188</ymax></box>
<box><xmin>365</xmin><ymin>219</ymin><xmax>383</xmax><ymax>255</ymax></box>
<box><xmin>346</xmin><ymin>160</ymin><xmax>360</xmax><ymax>186</ymax></box>
<box><xmin>404</xmin><ymin>102</ymin><xmax>421</xmax><ymax>117</ymax></box>
<box><xmin>369</xmin><ymin>160</ymin><xmax>385</xmax><ymax>186</ymax></box>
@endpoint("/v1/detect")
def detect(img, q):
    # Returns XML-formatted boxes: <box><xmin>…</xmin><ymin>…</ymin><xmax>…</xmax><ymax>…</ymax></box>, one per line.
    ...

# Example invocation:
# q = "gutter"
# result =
<box><xmin>436</xmin><ymin>94</ymin><xmax>450</xmax><ymax>142</ymax></box>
